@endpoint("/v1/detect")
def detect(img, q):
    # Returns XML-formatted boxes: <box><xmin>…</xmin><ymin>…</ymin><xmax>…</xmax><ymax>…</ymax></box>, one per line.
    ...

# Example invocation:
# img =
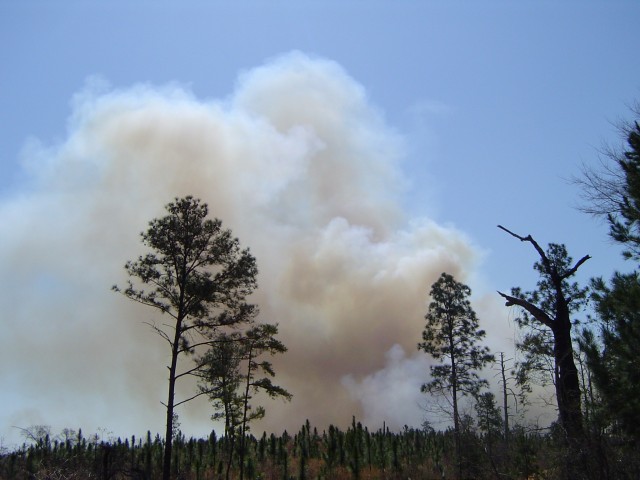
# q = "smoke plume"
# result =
<box><xmin>0</xmin><ymin>52</ymin><xmax>503</xmax><ymax>443</ymax></box>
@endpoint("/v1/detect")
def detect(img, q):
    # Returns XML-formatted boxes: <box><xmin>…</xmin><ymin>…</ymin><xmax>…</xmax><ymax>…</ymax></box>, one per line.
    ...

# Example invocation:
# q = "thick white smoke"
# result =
<box><xmin>0</xmin><ymin>52</ymin><xmax>506</xmax><ymax>444</ymax></box>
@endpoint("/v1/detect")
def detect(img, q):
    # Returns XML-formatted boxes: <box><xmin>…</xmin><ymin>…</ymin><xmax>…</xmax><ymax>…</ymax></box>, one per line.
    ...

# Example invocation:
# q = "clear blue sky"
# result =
<box><xmin>1</xmin><ymin>1</ymin><xmax>638</xmax><ymax>445</ymax></box>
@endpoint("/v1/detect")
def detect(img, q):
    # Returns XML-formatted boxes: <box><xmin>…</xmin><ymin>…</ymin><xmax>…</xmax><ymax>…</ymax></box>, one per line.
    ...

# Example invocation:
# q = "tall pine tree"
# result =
<box><xmin>579</xmin><ymin>116</ymin><xmax>640</xmax><ymax>443</ymax></box>
<box><xmin>418</xmin><ymin>272</ymin><xmax>493</xmax><ymax>479</ymax></box>
<box><xmin>114</xmin><ymin>196</ymin><xmax>258</xmax><ymax>480</ymax></box>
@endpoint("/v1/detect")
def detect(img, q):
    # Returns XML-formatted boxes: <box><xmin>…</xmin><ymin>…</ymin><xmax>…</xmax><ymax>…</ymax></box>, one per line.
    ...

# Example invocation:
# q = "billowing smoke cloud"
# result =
<box><xmin>0</xmin><ymin>52</ymin><xmax>505</xmax><ymax>444</ymax></box>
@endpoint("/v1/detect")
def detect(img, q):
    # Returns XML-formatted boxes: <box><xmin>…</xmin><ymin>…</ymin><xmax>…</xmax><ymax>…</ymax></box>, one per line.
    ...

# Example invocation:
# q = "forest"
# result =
<box><xmin>1</xmin><ymin>110</ymin><xmax>639</xmax><ymax>480</ymax></box>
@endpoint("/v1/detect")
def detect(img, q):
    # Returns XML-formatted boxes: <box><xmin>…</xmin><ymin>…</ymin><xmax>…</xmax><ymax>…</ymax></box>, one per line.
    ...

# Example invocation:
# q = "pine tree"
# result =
<box><xmin>113</xmin><ymin>196</ymin><xmax>258</xmax><ymax>480</ymax></box>
<box><xmin>582</xmin><ymin>272</ymin><xmax>640</xmax><ymax>441</ymax></box>
<box><xmin>498</xmin><ymin>227</ymin><xmax>590</xmax><ymax>479</ymax></box>
<box><xmin>475</xmin><ymin>391</ymin><xmax>503</xmax><ymax>460</ymax></box>
<box><xmin>237</xmin><ymin>323</ymin><xmax>291</xmax><ymax>480</ymax></box>
<box><xmin>197</xmin><ymin>333</ymin><xmax>244</xmax><ymax>480</ymax></box>
<box><xmin>609</xmin><ymin>122</ymin><xmax>640</xmax><ymax>260</ymax></box>
<box><xmin>418</xmin><ymin>272</ymin><xmax>494</xmax><ymax>479</ymax></box>
<box><xmin>578</xmin><ymin>117</ymin><xmax>640</xmax><ymax>444</ymax></box>
<box><xmin>197</xmin><ymin>323</ymin><xmax>291</xmax><ymax>480</ymax></box>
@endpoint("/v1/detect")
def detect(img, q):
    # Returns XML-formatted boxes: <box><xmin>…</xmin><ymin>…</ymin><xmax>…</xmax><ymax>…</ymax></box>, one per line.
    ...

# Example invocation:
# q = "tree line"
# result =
<box><xmin>0</xmin><ymin>418</ymin><xmax>590</xmax><ymax>479</ymax></box>
<box><xmin>2</xmin><ymin>107</ymin><xmax>640</xmax><ymax>479</ymax></box>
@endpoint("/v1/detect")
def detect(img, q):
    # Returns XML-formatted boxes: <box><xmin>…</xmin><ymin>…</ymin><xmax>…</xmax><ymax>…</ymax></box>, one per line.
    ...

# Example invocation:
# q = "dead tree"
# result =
<box><xmin>497</xmin><ymin>225</ymin><xmax>589</xmax><ymax>445</ymax></box>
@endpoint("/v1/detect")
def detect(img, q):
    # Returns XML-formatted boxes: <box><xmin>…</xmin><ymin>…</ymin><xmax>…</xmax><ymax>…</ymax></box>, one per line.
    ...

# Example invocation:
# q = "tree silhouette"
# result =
<box><xmin>114</xmin><ymin>196</ymin><xmax>258</xmax><ymax>480</ymax></box>
<box><xmin>498</xmin><ymin>226</ymin><xmax>589</xmax><ymax>479</ymax></box>
<box><xmin>418</xmin><ymin>272</ymin><xmax>493</xmax><ymax>478</ymax></box>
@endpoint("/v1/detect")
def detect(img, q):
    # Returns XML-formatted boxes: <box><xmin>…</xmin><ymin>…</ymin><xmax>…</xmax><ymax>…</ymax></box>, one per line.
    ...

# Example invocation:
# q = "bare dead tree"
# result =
<box><xmin>497</xmin><ymin>225</ymin><xmax>590</xmax><ymax>450</ymax></box>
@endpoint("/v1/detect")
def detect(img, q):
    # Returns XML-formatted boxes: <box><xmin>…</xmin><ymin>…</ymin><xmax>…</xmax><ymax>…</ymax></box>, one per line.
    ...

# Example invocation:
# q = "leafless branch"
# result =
<box><xmin>497</xmin><ymin>225</ymin><xmax>552</xmax><ymax>272</ymax></box>
<box><xmin>572</xmin><ymin>158</ymin><xmax>626</xmax><ymax>217</ymax></box>
<box><xmin>563</xmin><ymin>255</ymin><xmax>592</xmax><ymax>279</ymax></box>
<box><xmin>174</xmin><ymin>361</ymin><xmax>208</xmax><ymax>381</ymax></box>
<box><xmin>497</xmin><ymin>291</ymin><xmax>554</xmax><ymax>330</ymax></box>
<box><xmin>143</xmin><ymin>321</ymin><xmax>173</xmax><ymax>346</ymax></box>
<box><xmin>497</xmin><ymin>224</ymin><xmax>589</xmax><ymax>286</ymax></box>
<box><xmin>174</xmin><ymin>390</ymin><xmax>212</xmax><ymax>408</ymax></box>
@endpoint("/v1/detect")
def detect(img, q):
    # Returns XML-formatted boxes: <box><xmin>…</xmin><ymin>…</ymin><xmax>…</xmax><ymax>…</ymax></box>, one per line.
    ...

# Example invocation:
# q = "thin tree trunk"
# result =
<box><xmin>239</xmin><ymin>345</ymin><xmax>254</xmax><ymax>480</ymax></box>
<box><xmin>500</xmin><ymin>353</ymin><xmax>509</xmax><ymax>445</ymax></box>
<box><xmin>163</xmin><ymin>259</ymin><xmax>189</xmax><ymax>480</ymax></box>
<box><xmin>448</xmin><ymin>315</ymin><xmax>462</xmax><ymax>480</ymax></box>
<box><xmin>225</xmin><ymin>429</ymin><xmax>235</xmax><ymax>480</ymax></box>
<box><xmin>163</xmin><ymin>320</ymin><xmax>182</xmax><ymax>480</ymax></box>
<box><xmin>452</xmin><ymin>383</ymin><xmax>462</xmax><ymax>480</ymax></box>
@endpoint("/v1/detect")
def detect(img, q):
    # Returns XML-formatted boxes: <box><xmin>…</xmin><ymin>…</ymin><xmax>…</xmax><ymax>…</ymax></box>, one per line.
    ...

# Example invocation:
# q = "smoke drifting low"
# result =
<box><xmin>0</xmin><ymin>52</ymin><xmax>503</xmax><ymax>443</ymax></box>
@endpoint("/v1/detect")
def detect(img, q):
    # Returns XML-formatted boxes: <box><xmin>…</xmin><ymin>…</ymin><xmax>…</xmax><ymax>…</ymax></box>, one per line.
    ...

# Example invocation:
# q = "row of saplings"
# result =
<box><xmin>0</xmin><ymin>418</ymin><xmax>584</xmax><ymax>479</ymax></box>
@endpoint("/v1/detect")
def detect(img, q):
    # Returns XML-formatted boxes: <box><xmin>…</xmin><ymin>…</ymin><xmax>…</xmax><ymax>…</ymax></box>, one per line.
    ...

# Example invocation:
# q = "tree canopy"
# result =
<box><xmin>418</xmin><ymin>272</ymin><xmax>493</xmax><ymax>478</ymax></box>
<box><xmin>114</xmin><ymin>196</ymin><xmax>259</xmax><ymax>480</ymax></box>
<box><xmin>578</xmin><ymin>112</ymin><xmax>640</xmax><ymax>444</ymax></box>
<box><xmin>497</xmin><ymin>227</ymin><xmax>589</xmax><ymax>449</ymax></box>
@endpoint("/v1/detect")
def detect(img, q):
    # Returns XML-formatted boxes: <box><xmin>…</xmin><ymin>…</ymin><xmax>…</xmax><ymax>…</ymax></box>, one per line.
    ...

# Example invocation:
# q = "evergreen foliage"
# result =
<box><xmin>9</xmin><ymin>420</ymin><xmax>634</xmax><ymax>480</ymax></box>
<box><xmin>113</xmin><ymin>196</ymin><xmax>259</xmax><ymax>480</ymax></box>
<box><xmin>607</xmin><ymin>121</ymin><xmax>640</xmax><ymax>260</ymax></box>
<box><xmin>418</xmin><ymin>272</ymin><xmax>494</xmax><ymax>478</ymax></box>
<box><xmin>509</xmin><ymin>244</ymin><xmax>589</xmax><ymax>391</ymax></box>
<box><xmin>582</xmin><ymin>273</ymin><xmax>640</xmax><ymax>442</ymax></box>
<box><xmin>497</xmin><ymin>228</ymin><xmax>589</xmax><ymax>454</ymax></box>
<box><xmin>197</xmin><ymin>323</ymin><xmax>291</xmax><ymax>480</ymax></box>
<box><xmin>579</xmin><ymin>115</ymin><xmax>640</xmax><ymax>446</ymax></box>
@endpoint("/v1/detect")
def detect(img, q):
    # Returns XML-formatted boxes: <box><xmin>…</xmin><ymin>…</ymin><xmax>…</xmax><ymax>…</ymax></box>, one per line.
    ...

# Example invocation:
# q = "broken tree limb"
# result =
<box><xmin>497</xmin><ymin>290</ymin><xmax>555</xmax><ymax>330</ymax></box>
<box><xmin>497</xmin><ymin>225</ymin><xmax>591</xmax><ymax>281</ymax></box>
<box><xmin>563</xmin><ymin>254</ymin><xmax>592</xmax><ymax>279</ymax></box>
<box><xmin>497</xmin><ymin>225</ymin><xmax>552</xmax><ymax>273</ymax></box>
<box><xmin>497</xmin><ymin>223</ymin><xmax>589</xmax><ymax>447</ymax></box>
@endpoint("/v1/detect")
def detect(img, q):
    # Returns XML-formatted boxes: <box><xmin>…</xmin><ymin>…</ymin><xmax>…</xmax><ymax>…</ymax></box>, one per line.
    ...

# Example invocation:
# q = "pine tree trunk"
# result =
<box><xmin>163</xmin><ymin>338</ymin><xmax>180</xmax><ymax>480</ymax></box>
<box><xmin>555</xmin><ymin>341</ymin><xmax>584</xmax><ymax>441</ymax></box>
<box><xmin>553</xmin><ymin>302</ymin><xmax>584</xmax><ymax>443</ymax></box>
<box><xmin>239</xmin><ymin>345</ymin><xmax>254</xmax><ymax>480</ymax></box>
<box><xmin>448</xmin><ymin>317</ymin><xmax>462</xmax><ymax>480</ymax></box>
<box><xmin>163</xmin><ymin>309</ymin><xmax>184</xmax><ymax>480</ymax></box>
<box><xmin>554</xmin><ymin>323</ymin><xmax>586</xmax><ymax>480</ymax></box>
<box><xmin>452</xmin><ymin>385</ymin><xmax>462</xmax><ymax>480</ymax></box>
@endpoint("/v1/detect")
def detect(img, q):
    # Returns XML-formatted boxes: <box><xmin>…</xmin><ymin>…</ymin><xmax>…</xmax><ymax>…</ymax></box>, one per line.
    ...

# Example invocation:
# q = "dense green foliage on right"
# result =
<box><xmin>607</xmin><ymin>121</ymin><xmax>640</xmax><ymax>260</ymax></box>
<box><xmin>582</xmin><ymin>273</ymin><xmax>640</xmax><ymax>440</ymax></box>
<box><xmin>580</xmin><ymin>116</ymin><xmax>640</xmax><ymax>444</ymax></box>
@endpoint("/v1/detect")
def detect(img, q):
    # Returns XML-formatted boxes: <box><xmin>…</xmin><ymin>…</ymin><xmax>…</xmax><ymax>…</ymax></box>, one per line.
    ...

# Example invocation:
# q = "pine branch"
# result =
<box><xmin>497</xmin><ymin>225</ymin><xmax>551</xmax><ymax>272</ymax></box>
<box><xmin>173</xmin><ymin>390</ymin><xmax>212</xmax><ymax>408</ymax></box>
<box><xmin>174</xmin><ymin>361</ymin><xmax>209</xmax><ymax>380</ymax></box>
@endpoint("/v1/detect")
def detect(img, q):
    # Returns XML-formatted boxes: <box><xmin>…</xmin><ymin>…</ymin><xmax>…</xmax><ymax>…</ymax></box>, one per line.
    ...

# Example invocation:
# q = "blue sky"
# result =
<box><xmin>1</xmin><ymin>1</ymin><xmax>638</xmax><ymax>445</ymax></box>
